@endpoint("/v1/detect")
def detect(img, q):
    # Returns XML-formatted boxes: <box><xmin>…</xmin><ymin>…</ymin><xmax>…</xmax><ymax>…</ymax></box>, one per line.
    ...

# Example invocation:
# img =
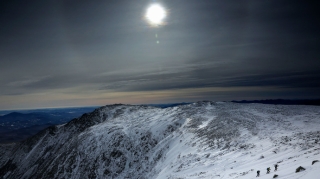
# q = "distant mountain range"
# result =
<box><xmin>0</xmin><ymin>112</ymin><xmax>60</xmax><ymax>129</ymax></box>
<box><xmin>232</xmin><ymin>99</ymin><xmax>320</xmax><ymax>106</ymax></box>
<box><xmin>0</xmin><ymin>107</ymin><xmax>98</xmax><ymax>143</ymax></box>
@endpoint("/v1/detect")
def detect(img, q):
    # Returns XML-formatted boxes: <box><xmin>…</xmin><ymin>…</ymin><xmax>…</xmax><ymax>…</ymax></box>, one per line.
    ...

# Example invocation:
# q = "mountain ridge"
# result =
<box><xmin>1</xmin><ymin>102</ymin><xmax>319</xmax><ymax>179</ymax></box>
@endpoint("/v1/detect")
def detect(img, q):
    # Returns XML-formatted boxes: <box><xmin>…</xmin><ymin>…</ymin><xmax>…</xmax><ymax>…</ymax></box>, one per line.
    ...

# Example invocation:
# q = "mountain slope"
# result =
<box><xmin>0</xmin><ymin>102</ymin><xmax>320</xmax><ymax>179</ymax></box>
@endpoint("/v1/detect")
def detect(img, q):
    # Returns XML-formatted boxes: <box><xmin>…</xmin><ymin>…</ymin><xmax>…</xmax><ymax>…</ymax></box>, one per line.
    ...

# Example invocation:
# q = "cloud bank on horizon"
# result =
<box><xmin>0</xmin><ymin>0</ymin><xmax>320</xmax><ymax>109</ymax></box>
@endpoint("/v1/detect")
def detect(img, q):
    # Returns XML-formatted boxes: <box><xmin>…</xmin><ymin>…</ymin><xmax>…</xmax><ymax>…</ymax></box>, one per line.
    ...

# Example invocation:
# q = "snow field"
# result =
<box><xmin>0</xmin><ymin>102</ymin><xmax>319</xmax><ymax>179</ymax></box>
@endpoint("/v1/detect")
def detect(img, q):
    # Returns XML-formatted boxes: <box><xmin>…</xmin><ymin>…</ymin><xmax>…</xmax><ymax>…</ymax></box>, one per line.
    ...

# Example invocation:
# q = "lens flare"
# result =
<box><xmin>145</xmin><ymin>4</ymin><xmax>166</xmax><ymax>26</ymax></box>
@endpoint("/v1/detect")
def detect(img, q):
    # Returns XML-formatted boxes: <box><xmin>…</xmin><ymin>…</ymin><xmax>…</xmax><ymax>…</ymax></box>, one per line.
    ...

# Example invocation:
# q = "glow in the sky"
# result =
<box><xmin>145</xmin><ymin>4</ymin><xmax>166</xmax><ymax>26</ymax></box>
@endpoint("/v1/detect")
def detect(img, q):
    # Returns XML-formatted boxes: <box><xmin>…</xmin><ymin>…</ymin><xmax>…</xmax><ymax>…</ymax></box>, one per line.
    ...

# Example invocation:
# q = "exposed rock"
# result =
<box><xmin>296</xmin><ymin>166</ymin><xmax>305</xmax><ymax>173</ymax></box>
<box><xmin>312</xmin><ymin>160</ymin><xmax>319</xmax><ymax>165</ymax></box>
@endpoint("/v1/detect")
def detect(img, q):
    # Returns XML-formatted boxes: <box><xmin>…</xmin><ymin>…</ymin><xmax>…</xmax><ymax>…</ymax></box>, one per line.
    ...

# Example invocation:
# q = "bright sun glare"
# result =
<box><xmin>145</xmin><ymin>4</ymin><xmax>166</xmax><ymax>26</ymax></box>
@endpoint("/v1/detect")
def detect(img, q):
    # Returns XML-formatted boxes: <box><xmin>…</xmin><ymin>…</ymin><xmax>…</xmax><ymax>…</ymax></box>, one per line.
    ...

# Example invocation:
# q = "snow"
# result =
<box><xmin>0</xmin><ymin>102</ymin><xmax>320</xmax><ymax>179</ymax></box>
<box><xmin>151</xmin><ymin>103</ymin><xmax>320</xmax><ymax>179</ymax></box>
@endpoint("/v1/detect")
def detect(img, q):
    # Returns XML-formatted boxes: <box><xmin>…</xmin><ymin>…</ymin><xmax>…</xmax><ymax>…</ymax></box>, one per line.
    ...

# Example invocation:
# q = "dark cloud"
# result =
<box><xmin>0</xmin><ymin>0</ymin><xmax>320</xmax><ymax>109</ymax></box>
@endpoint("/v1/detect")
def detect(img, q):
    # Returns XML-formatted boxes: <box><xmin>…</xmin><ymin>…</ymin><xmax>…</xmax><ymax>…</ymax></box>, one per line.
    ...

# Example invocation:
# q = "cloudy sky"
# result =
<box><xmin>1</xmin><ymin>0</ymin><xmax>320</xmax><ymax>110</ymax></box>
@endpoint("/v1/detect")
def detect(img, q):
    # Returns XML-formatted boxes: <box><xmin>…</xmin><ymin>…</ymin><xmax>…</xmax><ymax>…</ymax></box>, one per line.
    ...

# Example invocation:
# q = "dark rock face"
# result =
<box><xmin>0</xmin><ymin>160</ymin><xmax>16</xmax><ymax>177</ymax></box>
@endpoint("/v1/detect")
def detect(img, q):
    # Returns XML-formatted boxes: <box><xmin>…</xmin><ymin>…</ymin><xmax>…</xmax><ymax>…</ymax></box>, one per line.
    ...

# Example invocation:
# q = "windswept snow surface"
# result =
<box><xmin>0</xmin><ymin>102</ymin><xmax>320</xmax><ymax>179</ymax></box>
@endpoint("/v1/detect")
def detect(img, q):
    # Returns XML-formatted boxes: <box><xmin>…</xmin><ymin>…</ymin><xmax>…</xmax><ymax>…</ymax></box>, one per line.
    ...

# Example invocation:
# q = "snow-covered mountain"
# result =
<box><xmin>0</xmin><ymin>102</ymin><xmax>319</xmax><ymax>179</ymax></box>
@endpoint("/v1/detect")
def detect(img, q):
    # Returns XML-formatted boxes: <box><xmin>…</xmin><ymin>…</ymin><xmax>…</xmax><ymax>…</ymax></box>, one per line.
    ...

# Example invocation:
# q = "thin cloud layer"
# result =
<box><xmin>0</xmin><ymin>0</ymin><xmax>319</xmax><ymax>109</ymax></box>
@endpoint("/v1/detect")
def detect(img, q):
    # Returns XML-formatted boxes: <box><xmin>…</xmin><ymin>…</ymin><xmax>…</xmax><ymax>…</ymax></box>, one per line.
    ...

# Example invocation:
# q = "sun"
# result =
<box><xmin>145</xmin><ymin>4</ymin><xmax>167</xmax><ymax>26</ymax></box>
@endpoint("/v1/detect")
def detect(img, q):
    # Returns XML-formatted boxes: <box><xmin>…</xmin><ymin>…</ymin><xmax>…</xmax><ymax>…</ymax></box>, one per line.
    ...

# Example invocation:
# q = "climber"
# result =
<box><xmin>274</xmin><ymin>164</ymin><xmax>278</xmax><ymax>171</ymax></box>
<box><xmin>267</xmin><ymin>167</ymin><xmax>271</xmax><ymax>174</ymax></box>
<box><xmin>256</xmin><ymin>170</ymin><xmax>260</xmax><ymax>177</ymax></box>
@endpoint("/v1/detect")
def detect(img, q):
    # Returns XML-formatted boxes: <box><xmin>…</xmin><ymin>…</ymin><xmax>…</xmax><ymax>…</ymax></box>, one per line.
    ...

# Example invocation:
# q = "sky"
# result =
<box><xmin>0</xmin><ymin>0</ymin><xmax>320</xmax><ymax>110</ymax></box>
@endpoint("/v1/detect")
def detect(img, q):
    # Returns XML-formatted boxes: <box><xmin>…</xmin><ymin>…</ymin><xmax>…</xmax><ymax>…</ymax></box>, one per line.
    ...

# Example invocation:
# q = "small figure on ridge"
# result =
<box><xmin>256</xmin><ymin>170</ymin><xmax>260</xmax><ymax>177</ymax></box>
